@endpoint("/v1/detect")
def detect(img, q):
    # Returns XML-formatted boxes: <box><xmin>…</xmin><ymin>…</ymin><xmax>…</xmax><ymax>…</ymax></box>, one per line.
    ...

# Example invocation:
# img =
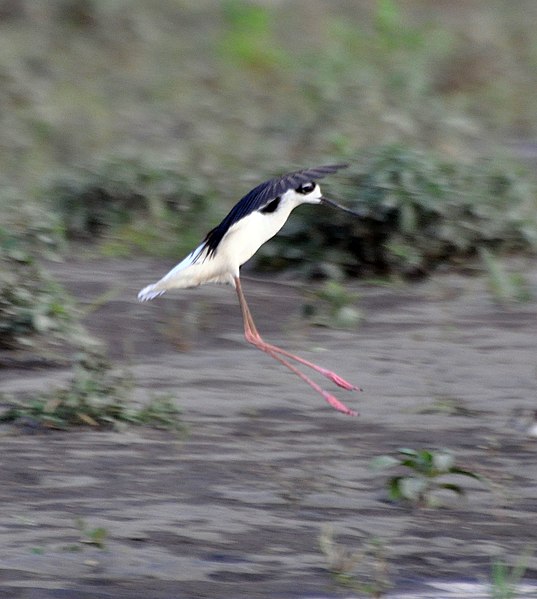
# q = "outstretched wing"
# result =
<box><xmin>203</xmin><ymin>163</ymin><xmax>348</xmax><ymax>256</ymax></box>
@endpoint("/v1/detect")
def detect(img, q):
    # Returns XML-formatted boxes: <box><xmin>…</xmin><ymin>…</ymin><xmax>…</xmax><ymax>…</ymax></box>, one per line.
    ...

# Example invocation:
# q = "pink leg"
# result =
<box><xmin>235</xmin><ymin>278</ymin><xmax>360</xmax><ymax>391</ymax></box>
<box><xmin>257</xmin><ymin>341</ymin><xmax>361</xmax><ymax>391</ymax></box>
<box><xmin>234</xmin><ymin>277</ymin><xmax>358</xmax><ymax>417</ymax></box>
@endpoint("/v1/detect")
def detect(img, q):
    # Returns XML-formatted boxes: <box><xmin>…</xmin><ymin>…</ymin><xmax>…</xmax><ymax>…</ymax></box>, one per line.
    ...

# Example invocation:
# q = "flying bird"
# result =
<box><xmin>138</xmin><ymin>164</ymin><xmax>361</xmax><ymax>416</ymax></box>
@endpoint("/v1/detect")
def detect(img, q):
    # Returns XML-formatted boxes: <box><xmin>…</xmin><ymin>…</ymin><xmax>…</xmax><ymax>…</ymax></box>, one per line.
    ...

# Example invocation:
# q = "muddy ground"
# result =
<box><xmin>1</xmin><ymin>258</ymin><xmax>537</xmax><ymax>599</ymax></box>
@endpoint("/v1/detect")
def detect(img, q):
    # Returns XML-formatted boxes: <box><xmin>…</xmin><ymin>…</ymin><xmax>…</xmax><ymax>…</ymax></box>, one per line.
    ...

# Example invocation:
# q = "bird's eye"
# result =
<box><xmin>296</xmin><ymin>182</ymin><xmax>316</xmax><ymax>195</ymax></box>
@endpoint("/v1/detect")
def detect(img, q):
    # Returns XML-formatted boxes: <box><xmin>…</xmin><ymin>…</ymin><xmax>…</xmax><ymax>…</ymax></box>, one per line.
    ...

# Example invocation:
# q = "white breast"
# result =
<box><xmin>219</xmin><ymin>199</ymin><xmax>298</xmax><ymax>270</ymax></box>
<box><xmin>138</xmin><ymin>191</ymin><xmax>307</xmax><ymax>299</ymax></box>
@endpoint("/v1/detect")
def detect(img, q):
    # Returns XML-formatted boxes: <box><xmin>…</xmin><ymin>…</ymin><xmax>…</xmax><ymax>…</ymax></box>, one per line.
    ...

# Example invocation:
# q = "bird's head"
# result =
<box><xmin>260</xmin><ymin>181</ymin><xmax>323</xmax><ymax>215</ymax></box>
<box><xmin>256</xmin><ymin>164</ymin><xmax>362</xmax><ymax>218</ymax></box>
<box><xmin>284</xmin><ymin>179</ymin><xmax>363</xmax><ymax>218</ymax></box>
<box><xmin>287</xmin><ymin>181</ymin><xmax>322</xmax><ymax>205</ymax></box>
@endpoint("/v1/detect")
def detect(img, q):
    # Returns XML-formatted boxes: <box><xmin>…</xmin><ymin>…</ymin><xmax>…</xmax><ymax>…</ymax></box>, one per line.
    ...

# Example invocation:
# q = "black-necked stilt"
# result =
<box><xmin>138</xmin><ymin>164</ymin><xmax>361</xmax><ymax>416</ymax></box>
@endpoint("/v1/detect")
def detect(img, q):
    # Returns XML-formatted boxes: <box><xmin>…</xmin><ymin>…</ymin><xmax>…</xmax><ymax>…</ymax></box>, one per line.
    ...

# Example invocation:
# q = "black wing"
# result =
<box><xmin>203</xmin><ymin>163</ymin><xmax>348</xmax><ymax>256</ymax></box>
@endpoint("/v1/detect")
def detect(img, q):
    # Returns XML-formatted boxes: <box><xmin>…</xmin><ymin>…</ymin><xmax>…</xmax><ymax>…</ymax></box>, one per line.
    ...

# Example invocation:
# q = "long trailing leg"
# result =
<box><xmin>234</xmin><ymin>276</ymin><xmax>358</xmax><ymax>416</ymax></box>
<box><xmin>235</xmin><ymin>278</ymin><xmax>360</xmax><ymax>390</ymax></box>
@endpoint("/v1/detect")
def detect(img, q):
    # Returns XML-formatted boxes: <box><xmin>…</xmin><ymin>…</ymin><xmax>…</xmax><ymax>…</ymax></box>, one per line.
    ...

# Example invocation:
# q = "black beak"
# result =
<box><xmin>320</xmin><ymin>197</ymin><xmax>363</xmax><ymax>218</ymax></box>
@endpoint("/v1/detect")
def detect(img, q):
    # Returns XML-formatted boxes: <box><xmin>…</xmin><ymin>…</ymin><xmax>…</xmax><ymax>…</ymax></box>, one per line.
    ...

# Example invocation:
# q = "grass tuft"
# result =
<box><xmin>0</xmin><ymin>349</ymin><xmax>183</xmax><ymax>431</ymax></box>
<box><xmin>0</xmin><ymin>231</ymin><xmax>82</xmax><ymax>351</ymax></box>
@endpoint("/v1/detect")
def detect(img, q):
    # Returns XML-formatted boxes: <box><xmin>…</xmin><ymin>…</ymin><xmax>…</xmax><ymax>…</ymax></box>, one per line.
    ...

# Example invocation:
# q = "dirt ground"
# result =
<box><xmin>1</xmin><ymin>257</ymin><xmax>537</xmax><ymax>599</ymax></box>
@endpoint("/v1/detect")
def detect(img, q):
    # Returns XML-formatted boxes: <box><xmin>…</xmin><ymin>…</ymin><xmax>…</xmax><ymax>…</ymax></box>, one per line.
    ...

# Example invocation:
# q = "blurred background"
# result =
<box><xmin>2</xmin><ymin>0</ymin><xmax>537</xmax><ymax>353</ymax></box>
<box><xmin>2</xmin><ymin>4</ymin><xmax>537</xmax><ymax>595</ymax></box>
<box><xmin>2</xmin><ymin>0</ymin><xmax>537</xmax><ymax>182</ymax></box>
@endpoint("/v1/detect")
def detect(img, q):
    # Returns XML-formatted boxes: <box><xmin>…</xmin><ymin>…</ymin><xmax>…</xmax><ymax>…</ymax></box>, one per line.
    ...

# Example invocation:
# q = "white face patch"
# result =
<box><xmin>309</xmin><ymin>183</ymin><xmax>322</xmax><ymax>202</ymax></box>
<box><xmin>276</xmin><ymin>184</ymin><xmax>322</xmax><ymax>209</ymax></box>
<box><xmin>288</xmin><ymin>182</ymin><xmax>322</xmax><ymax>205</ymax></box>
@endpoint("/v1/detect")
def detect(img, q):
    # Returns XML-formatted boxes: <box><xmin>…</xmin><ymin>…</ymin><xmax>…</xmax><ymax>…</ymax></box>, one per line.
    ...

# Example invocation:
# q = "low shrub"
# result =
<box><xmin>0</xmin><ymin>232</ymin><xmax>80</xmax><ymax>351</ymax></box>
<box><xmin>0</xmin><ymin>349</ymin><xmax>183</xmax><ymax>431</ymax></box>
<box><xmin>46</xmin><ymin>156</ymin><xmax>217</xmax><ymax>254</ymax></box>
<box><xmin>255</xmin><ymin>145</ymin><xmax>537</xmax><ymax>278</ymax></box>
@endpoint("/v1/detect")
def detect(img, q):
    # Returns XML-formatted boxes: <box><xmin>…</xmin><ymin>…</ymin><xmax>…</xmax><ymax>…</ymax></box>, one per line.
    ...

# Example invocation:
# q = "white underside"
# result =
<box><xmin>138</xmin><ymin>201</ymin><xmax>301</xmax><ymax>301</ymax></box>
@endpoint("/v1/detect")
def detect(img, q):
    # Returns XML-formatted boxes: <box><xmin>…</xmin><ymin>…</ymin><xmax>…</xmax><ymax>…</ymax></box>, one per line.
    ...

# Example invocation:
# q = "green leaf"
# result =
<box><xmin>437</xmin><ymin>483</ymin><xmax>465</xmax><ymax>496</ymax></box>
<box><xmin>449</xmin><ymin>467</ymin><xmax>485</xmax><ymax>482</ymax></box>
<box><xmin>399</xmin><ymin>477</ymin><xmax>427</xmax><ymax>502</ymax></box>
<box><xmin>388</xmin><ymin>476</ymin><xmax>405</xmax><ymax>501</ymax></box>
<box><xmin>370</xmin><ymin>455</ymin><xmax>400</xmax><ymax>470</ymax></box>
<box><xmin>400</xmin><ymin>458</ymin><xmax>419</xmax><ymax>470</ymax></box>
<box><xmin>398</xmin><ymin>448</ymin><xmax>418</xmax><ymax>457</ymax></box>
<box><xmin>432</xmin><ymin>452</ymin><xmax>454</xmax><ymax>472</ymax></box>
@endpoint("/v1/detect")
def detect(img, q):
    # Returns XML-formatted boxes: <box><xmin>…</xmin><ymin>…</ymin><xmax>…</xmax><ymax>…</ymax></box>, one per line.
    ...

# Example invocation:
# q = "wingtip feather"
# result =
<box><xmin>138</xmin><ymin>285</ymin><xmax>166</xmax><ymax>302</ymax></box>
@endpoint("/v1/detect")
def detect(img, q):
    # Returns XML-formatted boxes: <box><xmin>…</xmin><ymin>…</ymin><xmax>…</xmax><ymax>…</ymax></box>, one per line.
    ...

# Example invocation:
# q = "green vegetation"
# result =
<box><xmin>6</xmin><ymin>144</ymin><xmax>537</xmax><ymax>292</ymax></box>
<box><xmin>0</xmin><ymin>2</ymin><xmax>536</xmax><ymax>277</ymax></box>
<box><xmin>75</xmin><ymin>518</ymin><xmax>107</xmax><ymax>550</ymax></box>
<box><xmin>47</xmin><ymin>155</ymin><xmax>218</xmax><ymax>257</ymax></box>
<box><xmin>302</xmin><ymin>281</ymin><xmax>362</xmax><ymax>329</ymax></box>
<box><xmin>220</xmin><ymin>0</ymin><xmax>289</xmax><ymax>72</ymax></box>
<box><xmin>0</xmin><ymin>349</ymin><xmax>183</xmax><ymax>431</ymax></box>
<box><xmin>319</xmin><ymin>526</ymin><xmax>391</xmax><ymax>598</ymax></box>
<box><xmin>1</xmin><ymin>2</ymin><xmax>537</xmax><ymax>192</ymax></box>
<box><xmin>370</xmin><ymin>448</ymin><xmax>485</xmax><ymax>507</ymax></box>
<box><xmin>0</xmin><ymin>190</ymin><xmax>64</xmax><ymax>258</ymax></box>
<box><xmin>0</xmin><ymin>231</ymin><xmax>80</xmax><ymax>351</ymax></box>
<box><xmin>0</xmin><ymin>192</ymin><xmax>81</xmax><ymax>352</ymax></box>
<box><xmin>256</xmin><ymin>146</ymin><xmax>537</xmax><ymax>278</ymax></box>
<box><xmin>480</xmin><ymin>248</ymin><xmax>533</xmax><ymax>303</ymax></box>
<box><xmin>11</xmin><ymin>143</ymin><xmax>533</xmax><ymax>286</ymax></box>
<box><xmin>490</xmin><ymin>546</ymin><xmax>535</xmax><ymax>599</ymax></box>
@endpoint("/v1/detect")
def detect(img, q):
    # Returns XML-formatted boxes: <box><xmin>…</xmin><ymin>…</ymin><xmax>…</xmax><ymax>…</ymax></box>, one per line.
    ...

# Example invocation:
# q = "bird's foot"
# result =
<box><xmin>251</xmin><ymin>338</ymin><xmax>362</xmax><ymax>392</ymax></box>
<box><xmin>243</xmin><ymin>331</ymin><xmax>359</xmax><ymax>416</ymax></box>
<box><xmin>321</xmin><ymin>390</ymin><xmax>359</xmax><ymax>416</ymax></box>
<box><xmin>318</xmin><ymin>369</ymin><xmax>362</xmax><ymax>392</ymax></box>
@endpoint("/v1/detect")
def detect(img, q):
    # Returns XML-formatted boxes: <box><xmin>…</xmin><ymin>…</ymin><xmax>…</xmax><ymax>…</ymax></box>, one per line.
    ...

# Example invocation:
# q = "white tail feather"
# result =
<box><xmin>138</xmin><ymin>285</ymin><xmax>166</xmax><ymax>302</ymax></box>
<box><xmin>137</xmin><ymin>242</ymin><xmax>233</xmax><ymax>301</ymax></box>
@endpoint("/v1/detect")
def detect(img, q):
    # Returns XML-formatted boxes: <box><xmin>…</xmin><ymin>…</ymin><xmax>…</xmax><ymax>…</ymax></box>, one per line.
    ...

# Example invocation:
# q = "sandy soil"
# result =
<box><xmin>1</xmin><ymin>257</ymin><xmax>537</xmax><ymax>599</ymax></box>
